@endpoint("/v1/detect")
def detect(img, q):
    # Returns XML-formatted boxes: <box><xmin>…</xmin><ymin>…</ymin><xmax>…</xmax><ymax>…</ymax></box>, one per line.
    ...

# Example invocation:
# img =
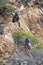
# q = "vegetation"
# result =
<box><xmin>0</xmin><ymin>0</ymin><xmax>14</xmax><ymax>16</ymax></box>
<box><xmin>0</xmin><ymin>58</ymin><xmax>3</xmax><ymax>65</ymax></box>
<box><xmin>6</xmin><ymin>4</ymin><xmax>14</xmax><ymax>12</ymax></box>
<box><xmin>0</xmin><ymin>0</ymin><xmax>7</xmax><ymax>9</ymax></box>
<box><xmin>13</xmin><ymin>30</ymin><xmax>43</xmax><ymax>49</ymax></box>
<box><xmin>36</xmin><ymin>44</ymin><xmax>43</xmax><ymax>49</ymax></box>
<box><xmin>13</xmin><ymin>30</ymin><xmax>39</xmax><ymax>48</ymax></box>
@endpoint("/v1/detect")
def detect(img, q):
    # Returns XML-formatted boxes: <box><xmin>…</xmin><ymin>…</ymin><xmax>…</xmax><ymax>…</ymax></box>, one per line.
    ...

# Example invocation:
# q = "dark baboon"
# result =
<box><xmin>12</xmin><ymin>12</ymin><xmax>20</xmax><ymax>27</ymax></box>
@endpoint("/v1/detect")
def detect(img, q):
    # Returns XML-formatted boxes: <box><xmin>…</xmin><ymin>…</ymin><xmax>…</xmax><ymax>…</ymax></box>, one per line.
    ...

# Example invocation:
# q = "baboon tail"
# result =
<box><xmin>18</xmin><ymin>22</ymin><xmax>20</xmax><ymax>27</ymax></box>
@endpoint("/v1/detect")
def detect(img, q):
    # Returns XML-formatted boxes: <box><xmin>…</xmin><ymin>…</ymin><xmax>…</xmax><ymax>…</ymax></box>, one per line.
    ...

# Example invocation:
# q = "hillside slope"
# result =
<box><xmin>0</xmin><ymin>0</ymin><xmax>43</xmax><ymax>65</ymax></box>
<box><xmin>8</xmin><ymin>0</ymin><xmax>43</xmax><ymax>42</ymax></box>
<box><xmin>25</xmin><ymin>6</ymin><xmax>43</xmax><ymax>43</ymax></box>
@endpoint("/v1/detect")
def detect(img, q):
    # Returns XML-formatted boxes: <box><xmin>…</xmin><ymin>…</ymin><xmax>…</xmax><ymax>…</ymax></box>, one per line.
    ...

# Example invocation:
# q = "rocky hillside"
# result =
<box><xmin>0</xmin><ymin>0</ymin><xmax>43</xmax><ymax>65</ymax></box>
<box><xmin>5</xmin><ymin>0</ymin><xmax>43</xmax><ymax>42</ymax></box>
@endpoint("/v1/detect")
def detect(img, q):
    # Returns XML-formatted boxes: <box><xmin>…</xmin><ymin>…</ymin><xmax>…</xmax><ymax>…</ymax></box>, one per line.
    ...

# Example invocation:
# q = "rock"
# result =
<box><xmin>9</xmin><ymin>0</ymin><xmax>15</xmax><ymax>4</ymax></box>
<box><xmin>5</xmin><ymin>33</ymin><xmax>14</xmax><ymax>44</ymax></box>
<box><xmin>0</xmin><ymin>34</ymin><xmax>15</xmax><ymax>60</ymax></box>
<box><xmin>31</xmin><ymin>31</ymin><xmax>35</xmax><ymax>34</ymax></box>
<box><xmin>19</xmin><ymin>5</ymin><xmax>25</xmax><ymax>11</ymax></box>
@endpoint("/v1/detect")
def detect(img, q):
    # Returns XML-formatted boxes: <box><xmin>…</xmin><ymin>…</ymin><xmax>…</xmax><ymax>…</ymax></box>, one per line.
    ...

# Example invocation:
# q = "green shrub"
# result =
<box><xmin>0</xmin><ymin>0</ymin><xmax>8</xmax><ymax>9</ymax></box>
<box><xmin>36</xmin><ymin>44</ymin><xmax>43</xmax><ymax>49</ymax></box>
<box><xmin>13</xmin><ymin>30</ymin><xmax>39</xmax><ymax>47</ymax></box>
<box><xmin>0</xmin><ymin>0</ymin><xmax>14</xmax><ymax>16</ymax></box>
<box><xmin>6</xmin><ymin>4</ymin><xmax>14</xmax><ymax>12</ymax></box>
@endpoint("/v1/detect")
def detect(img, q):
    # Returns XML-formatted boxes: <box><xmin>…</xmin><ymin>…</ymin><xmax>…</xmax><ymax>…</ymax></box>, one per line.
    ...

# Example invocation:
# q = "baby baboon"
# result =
<box><xmin>12</xmin><ymin>12</ymin><xmax>20</xmax><ymax>27</ymax></box>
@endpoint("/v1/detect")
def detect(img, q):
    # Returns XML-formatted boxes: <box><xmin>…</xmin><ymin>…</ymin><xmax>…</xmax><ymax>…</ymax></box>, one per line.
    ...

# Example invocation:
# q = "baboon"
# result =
<box><xmin>12</xmin><ymin>12</ymin><xmax>20</xmax><ymax>27</ymax></box>
<box><xmin>25</xmin><ymin>38</ymin><xmax>31</xmax><ymax>50</ymax></box>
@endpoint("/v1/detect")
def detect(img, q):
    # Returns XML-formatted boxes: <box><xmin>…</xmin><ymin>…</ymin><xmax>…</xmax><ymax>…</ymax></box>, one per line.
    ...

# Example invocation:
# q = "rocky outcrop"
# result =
<box><xmin>0</xmin><ymin>33</ymin><xmax>15</xmax><ymax>59</ymax></box>
<box><xmin>25</xmin><ymin>6</ymin><xmax>43</xmax><ymax>42</ymax></box>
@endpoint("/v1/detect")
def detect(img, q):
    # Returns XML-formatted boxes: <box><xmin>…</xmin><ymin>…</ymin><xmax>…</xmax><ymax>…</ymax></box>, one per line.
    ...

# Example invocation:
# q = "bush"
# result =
<box><xmin>0</xmin><ymin>0</ymin><xmax>8</xmax><ymax>8</ymax></box>
<box><xmin>13</xmin><ymin>30</ymin><xmax>39</xmax><ymax>47</ymax></box>
<box><xmin>36</xmin><ymin>44</ymin><xmax>43</xmax><ymax>49</ymax></box>
<box><xmin>6</xmin><ymin>4</ymin><xmax>14</xmax><ymax>12</ymax></box>
<box><xmin>0</xmin><ymin>0</ymin><xmax>14</xmax><ymax>16</ymax></box>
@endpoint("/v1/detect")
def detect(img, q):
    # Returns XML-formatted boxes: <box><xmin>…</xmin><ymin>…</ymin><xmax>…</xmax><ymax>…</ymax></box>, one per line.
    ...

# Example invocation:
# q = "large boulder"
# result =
<box><xmin>0</xmin><ymin>33</ymin><xmax>15</xmax><ymax>59</ymax></box>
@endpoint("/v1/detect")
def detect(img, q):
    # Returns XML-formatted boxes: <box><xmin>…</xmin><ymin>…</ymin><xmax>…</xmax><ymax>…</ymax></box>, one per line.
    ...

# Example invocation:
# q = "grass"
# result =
<box><xmin>36</xmin><ymin>44</ymin><xmax>43</xmax><ymax>49</ymax></box>
<box><xmin>13</xmin><ymin>30</ymin><xmax>40</xmax><ymax>48</ymax></box>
